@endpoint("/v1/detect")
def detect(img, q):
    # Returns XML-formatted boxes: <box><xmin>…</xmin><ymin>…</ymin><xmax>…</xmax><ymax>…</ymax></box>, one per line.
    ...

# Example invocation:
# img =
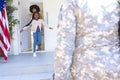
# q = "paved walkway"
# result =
<box><xmin>0</xmin><ymin>52</ymin><xmax>54</xmax><ymax>80</ymax></box>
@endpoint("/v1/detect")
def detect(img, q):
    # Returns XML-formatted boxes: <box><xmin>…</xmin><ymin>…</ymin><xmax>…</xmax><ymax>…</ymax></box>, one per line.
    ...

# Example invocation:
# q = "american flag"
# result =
<box><xmin>0</xmin><ymin>0</ymin><xmax>10</xmax><ymax>61</ymax></box>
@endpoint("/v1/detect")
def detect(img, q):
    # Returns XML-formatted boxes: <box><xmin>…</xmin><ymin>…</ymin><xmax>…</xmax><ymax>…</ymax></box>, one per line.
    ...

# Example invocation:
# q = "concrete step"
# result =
<box><xmin>0</xmin><ymin>64</ymin><xmax>53</xmax><ymax>76</ymax></box>
<box><xmin>0</xmin><ymin>52</ymin><xmax>54</xmax><ymax>80</ymax></box>
<box><xmin>0</xmin><ymin>72</ymin><xmax>53</xmax><ymax>80</ymax></box>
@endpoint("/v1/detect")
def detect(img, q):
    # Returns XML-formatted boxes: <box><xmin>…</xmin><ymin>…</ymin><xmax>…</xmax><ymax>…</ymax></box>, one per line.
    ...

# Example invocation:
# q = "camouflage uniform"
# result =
<box><xmin>55</xmin><ymin>0</ymin><xmax>120</xmax><ymax>80</ymax></box>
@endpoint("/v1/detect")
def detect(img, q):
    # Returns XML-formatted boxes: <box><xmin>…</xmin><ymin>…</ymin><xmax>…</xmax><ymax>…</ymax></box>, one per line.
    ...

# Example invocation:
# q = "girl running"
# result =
<box><xmin>20</xmin><ymin>12</ymin><xmax>53</xmax><ymax>57</ymax></box>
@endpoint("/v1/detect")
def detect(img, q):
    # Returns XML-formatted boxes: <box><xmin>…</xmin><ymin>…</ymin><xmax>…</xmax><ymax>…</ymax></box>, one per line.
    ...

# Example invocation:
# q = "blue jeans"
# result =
<box><xmin>33</xmin><ymin>32</ymin><xmax>42</xmax><ymax>52</ymax></box>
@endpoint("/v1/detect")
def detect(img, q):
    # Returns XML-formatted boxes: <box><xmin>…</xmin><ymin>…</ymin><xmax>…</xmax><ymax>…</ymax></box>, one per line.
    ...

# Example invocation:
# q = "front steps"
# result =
<box><xmin>0</xmin><ymin>52</ymin><xmax>54</xmax><ymax>80</ymax></box>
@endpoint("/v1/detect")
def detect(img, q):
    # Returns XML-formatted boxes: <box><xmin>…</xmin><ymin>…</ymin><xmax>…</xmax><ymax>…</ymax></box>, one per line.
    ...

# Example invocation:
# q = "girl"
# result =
<box><xmin>20</xmin><ymin>12</ymin><xmax>53</xmax><ymax>57</ymax></box>
<box><xmin>25</xmin><ymin>5</ymin><xmax>42</xmax><ymax>51</ymax></box>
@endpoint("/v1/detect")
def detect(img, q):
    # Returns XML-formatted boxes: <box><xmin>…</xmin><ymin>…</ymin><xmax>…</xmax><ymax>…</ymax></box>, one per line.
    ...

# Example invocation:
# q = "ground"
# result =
<box><xmin>0</xmin><ymin>52</ymin><xmax>54</xmax><ymax>80</ymax></box>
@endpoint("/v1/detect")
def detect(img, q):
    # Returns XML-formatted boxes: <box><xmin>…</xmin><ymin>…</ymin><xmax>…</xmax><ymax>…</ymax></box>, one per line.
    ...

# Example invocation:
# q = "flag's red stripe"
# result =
<box><xmin>0</xmin><ymin>47</ymin><xmax>8</xmax><ymax>60</ymax></box>
<box><xmin>2</xmin><ymin>8</ymin><xmax>11</xmax><ymax>44</ymax></box>
<box><xmin>0</xmin><ymin>20</ymin><xmax>10</xmax><ymax>44</ymax></box>
<box><xmin>2</xmin><ymin>8</ymin><xmax>5</xmax><ymax>19</ymax></box>
<box><xmin>0</xmin><ymin>34</ymin><xmax>8</xmax><ymax>50</ymax></box>
<box><xmin>4</xmin><ymin>7</ymin><xmax>10</xmax><ymax>44</ymax></box>
<box><xmin>5</xmin><ymin>24</ymin><xmax>10</xmax><ymax>44</ymax></box>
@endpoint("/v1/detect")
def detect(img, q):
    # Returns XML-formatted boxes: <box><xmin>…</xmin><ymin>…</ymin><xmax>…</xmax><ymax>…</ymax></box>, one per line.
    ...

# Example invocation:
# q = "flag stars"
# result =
<box><xmin>0</xmin><ymin>0</ymin><xmax>5</xmax><ymax>11</ymax></box>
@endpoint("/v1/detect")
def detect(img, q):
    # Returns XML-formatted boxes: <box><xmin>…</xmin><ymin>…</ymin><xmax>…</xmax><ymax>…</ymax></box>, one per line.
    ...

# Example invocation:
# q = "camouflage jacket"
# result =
<box><xmin>55</xmin><ymin>0</ymin><xmax>120</xmax><ymax>80</ymax></box>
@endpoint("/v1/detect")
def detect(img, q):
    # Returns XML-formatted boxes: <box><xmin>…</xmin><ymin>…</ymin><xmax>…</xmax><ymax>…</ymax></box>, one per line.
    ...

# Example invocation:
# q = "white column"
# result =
<box><xmin>10</xmin><ymin>0</ymin><xmax>20</xmax><ymax>55</ymax></box>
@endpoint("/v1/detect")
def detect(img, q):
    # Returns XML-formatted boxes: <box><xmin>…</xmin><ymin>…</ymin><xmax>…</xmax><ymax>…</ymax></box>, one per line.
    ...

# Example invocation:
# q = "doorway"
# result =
<box><xmin>19</xmin><ymin>0</ymin><xmax>64</xmax><ymax>54</ymax></box>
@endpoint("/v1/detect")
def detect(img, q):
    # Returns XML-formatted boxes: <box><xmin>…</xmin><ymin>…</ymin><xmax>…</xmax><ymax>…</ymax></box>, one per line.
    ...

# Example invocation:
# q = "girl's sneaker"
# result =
<box><xmin>33</xmin><ymin>53</ymin><xmax>37</xmax><ymax>57</ymax></box>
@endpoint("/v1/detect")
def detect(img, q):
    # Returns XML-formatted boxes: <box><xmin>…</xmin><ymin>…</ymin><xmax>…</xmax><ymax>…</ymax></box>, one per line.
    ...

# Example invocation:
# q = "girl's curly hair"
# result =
<box><xmin>30</xmin><ymin>5</ymin><xmax>40</xmax><ymax>13</ymax></box>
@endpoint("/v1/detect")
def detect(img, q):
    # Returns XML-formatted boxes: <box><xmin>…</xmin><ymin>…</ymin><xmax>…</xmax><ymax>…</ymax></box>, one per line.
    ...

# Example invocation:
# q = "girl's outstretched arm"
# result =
<box><xmin>20</xmin><ymin>25</ymin><xmax>31</xmax><ymax>33</ymax></box>
<box><xmin>41</xmin><ymin>20</ymin><xmax>53</xmax><ymax>29</ymax></box>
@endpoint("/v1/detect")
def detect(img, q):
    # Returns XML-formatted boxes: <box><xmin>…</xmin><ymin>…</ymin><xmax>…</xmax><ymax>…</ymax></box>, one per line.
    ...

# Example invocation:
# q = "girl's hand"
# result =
<box><xmin>49</xmin><ymin>27</ymin><xmax>53</xmax><ymax>30</ymax></box>
<box><xmin>20</xmin><ymin>29</ymin><xmax>24</xmax><ymax>33</ymax></box>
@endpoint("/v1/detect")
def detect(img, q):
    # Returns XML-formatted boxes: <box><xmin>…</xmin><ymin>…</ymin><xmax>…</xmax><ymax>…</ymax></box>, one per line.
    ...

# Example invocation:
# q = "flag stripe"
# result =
<box><xmin>0</xmin><ymin>26</ymin><xmax>10</xmax><ymax>50</ymax></box>
<box><xmin>0</xmin><ymin>48</ymin><xmax>7</xmax><ymax>60</ymax></box>
<box><xmin>0</xmin><ymin>34</ymin><xmax>8</xmax><ymax>50</ymax></box>
<box><xmin>2</xmin><ymin>8</ymin><xmax>5</xmax><ymax>19</ymax></box>
<box><xmin>0</xmin><ymin>17</ymin><xmax>10</xmax><ymax>44</ymax></box>
<box><xmin>0</xmin><ymin>41</ymin><xmax>8</xmax><ymax>60</ymax></box>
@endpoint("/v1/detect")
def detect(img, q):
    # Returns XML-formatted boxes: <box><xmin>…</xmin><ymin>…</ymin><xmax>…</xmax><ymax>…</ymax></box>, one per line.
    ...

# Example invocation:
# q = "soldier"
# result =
<box><xmin>55</xmin><ymin>0</ymin><xmax>120</xmax><ymax>80</ymax></box>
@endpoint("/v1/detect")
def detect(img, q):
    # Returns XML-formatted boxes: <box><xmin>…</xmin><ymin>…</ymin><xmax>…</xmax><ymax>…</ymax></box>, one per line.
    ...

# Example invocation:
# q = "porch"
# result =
<box><xmin>0</xmin><ymin>52</ymin><xmax>54</xmax><ymax>80</ymax></box>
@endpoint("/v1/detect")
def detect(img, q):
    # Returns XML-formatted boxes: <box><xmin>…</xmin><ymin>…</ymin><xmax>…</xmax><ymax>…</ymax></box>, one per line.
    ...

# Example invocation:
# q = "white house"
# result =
<box><xmin>10</xmin><ymin>0</ymin><xmax>64</xmax><ymax>55</ymax></box>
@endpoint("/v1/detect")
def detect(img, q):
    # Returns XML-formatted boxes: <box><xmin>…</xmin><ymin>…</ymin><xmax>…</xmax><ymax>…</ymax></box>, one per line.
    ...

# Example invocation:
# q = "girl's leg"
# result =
<box><xmin>36</xmin><ymin>26</ymin><xmax>41</xmax><ymax>51</ymax></box>
<box><xmin>37</xmin><ymin>32</ymin><xmax>42</xmax><ymax>47</ymax></box>
<box><xmin>33</xmin><ymin>33</ymin><xmax>37</xmax><ymax>57</ymax></box>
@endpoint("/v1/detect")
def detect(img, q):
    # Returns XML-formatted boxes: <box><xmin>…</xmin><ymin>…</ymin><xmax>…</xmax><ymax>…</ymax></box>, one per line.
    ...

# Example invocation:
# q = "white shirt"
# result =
<box><xmin>23</xmin><ymin>19</ymin><xmax>49</xmax><ymax>32</ymax></box>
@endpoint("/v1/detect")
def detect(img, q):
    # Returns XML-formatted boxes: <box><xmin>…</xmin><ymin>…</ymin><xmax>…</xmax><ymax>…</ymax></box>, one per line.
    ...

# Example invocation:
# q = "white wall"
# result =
<box><xmin>29</xmin><ymin>0</ymin><xmax>43</xmax><ymax>2</ymax></box>
<box><xmin>43</xmin><ymin>0</ymin><xmax>64</xmax><ymax>51</ymax></box>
